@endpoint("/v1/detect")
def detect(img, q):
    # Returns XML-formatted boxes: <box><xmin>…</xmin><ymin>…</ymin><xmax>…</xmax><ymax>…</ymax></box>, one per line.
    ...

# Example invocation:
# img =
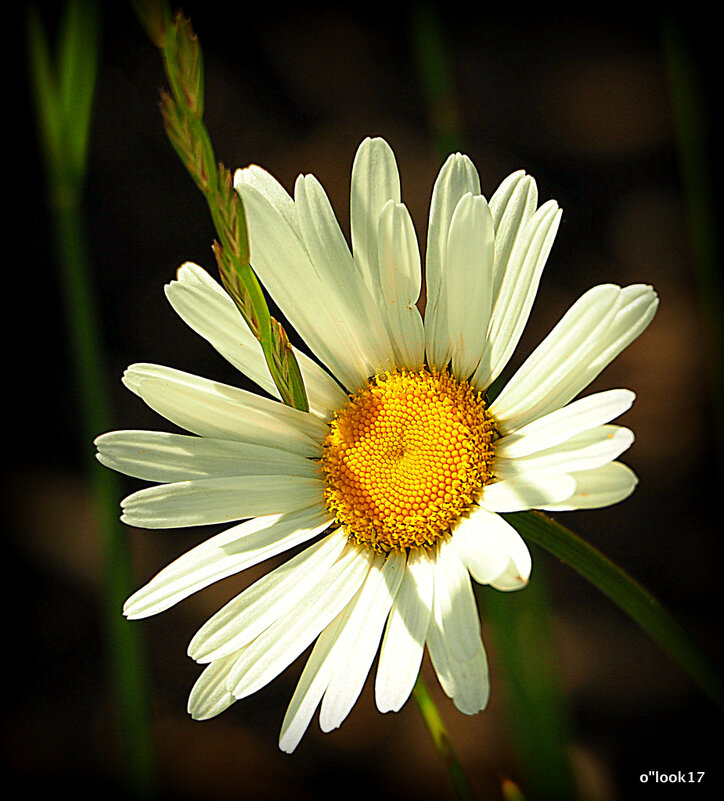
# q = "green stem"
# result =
<box><xmin>138</xmin><ymin>1</ymin><xmax>309</xmax><ymax>412</ymax></box>
<box><xmin>413</xmin><ymin>675</ymin><xmax>476</xmax><ymax>801</ymax></box>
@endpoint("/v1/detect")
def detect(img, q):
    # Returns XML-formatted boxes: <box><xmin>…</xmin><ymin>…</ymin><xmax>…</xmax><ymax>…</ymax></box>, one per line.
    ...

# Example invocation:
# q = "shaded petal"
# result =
<box><xmin>120</xmin><ymin>474</ymin><xmax>324</xmax><ymax>528</ymax></box>
<box><xmin>424</xmin><ymin>153</ymin><xmax>481</xmax><ymax>369</ymax></box>
<box><xmin>377</xmin><ymin>200</ymin><xmax>425</xmax><ymax>368</ymax></box>
<box><xmin>426</xmin><ymin>544</ymin><xmax>489</xmax><ymax>713</ymax></box>
<box><xmin>122</xmin><ymin>363</ymin><xmax>326</xmax><ymax>457</ymax></box>
<box><xmin>450</xmin><ymin>645</ymin><xmax>490</xmax><ymax>715</ymax></box>
<box><xmin>540</xmin><ymin>461</ymin><xmax>639</xmax><ymax>511</ymax></box>
<box><xmin>375</xmin><ymin>548</ymin><xmax>433</xmax><ymax>713</ymax></box>
<box><xmin>95</xmin><ymin>430</ymin><xmax>320</xmax><ymax>483</ymax></box>
<box><xmin>450</xmin><ymin>507</ymin><xmax>511</xmax><ymax>584</ymax></box>
<box><xmin>481</xmin><ymin>473</ymin><xmax>576</xmax><ymax>513</ymax></box>
<box><xmin>188</xmin><ymin>528</ymin><xmax>347</xmax><ymax>662</ymax></box>
<box><xmin>188</xmin><ymin>651</ymin><xmax>240</xmax><ymax>721</ymax></box>
<box><xmin>432</xmin><ymin>538</ymin><xmax>482</xmax><ymax>662</ymax></box>
<box><xmin>227</xmin><ymin>545</ymin><xmax>373</xmax><ymax>699</ymax></box>
<box><xmin>166</xmin><ymin>263</ymin><xmax>346</xmax><ymax>420</ymax></box>
<box><xmin>319</xmin><ymin>550</ymin><xmax>406</xmax><ymax>732</ymax></box>
<box><xmin>494</xmin><ymin>389</ymin><xmax>635</xmax><ymax>458</ymax></box>
<box><xmin>278</xmin><ymin>606</ymin><xmax>350</xmax><ymax>753</ymax></box>
<box><xmin>445</xmin><ymin>192</ymin><xmax>494</xmax><ymax>380</ymax></box>
<box><xmin>350</xmin><ymin>136</ymin><xmax>401</xmax><ymax>304</ymax></box>
<box><xmin>486</xmin><ymin>513</ymin><xmax>532</xmax><ymax>589</ymax></box>
<box><xmin>124</xmin><ymin>507</ymin><xmax>334</xmax><ymax>620</ymax></box>
<box><xmin>490</xmin><ymin>558</ymin><xmax>531</xmax><ymax>592</ymax></box>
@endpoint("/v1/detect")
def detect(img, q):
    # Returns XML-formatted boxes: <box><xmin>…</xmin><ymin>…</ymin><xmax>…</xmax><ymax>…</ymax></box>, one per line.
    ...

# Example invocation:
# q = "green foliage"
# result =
<box><xmin>28</xmin><ymin>3</ymin><xmax>157</xmax><ymax>797</ymax></box>
<box><xmin>507</xmin><ymin>511</ymin><xmax>724</xmax><ymax>709</ymax></box>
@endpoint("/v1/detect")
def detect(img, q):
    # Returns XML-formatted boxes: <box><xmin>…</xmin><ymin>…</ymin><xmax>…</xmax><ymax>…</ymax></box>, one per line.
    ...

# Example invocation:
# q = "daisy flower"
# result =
<box><xmin>95</xmin><ymin>137</ymin><xmax>658</xmax><ymax>752</ymax></box>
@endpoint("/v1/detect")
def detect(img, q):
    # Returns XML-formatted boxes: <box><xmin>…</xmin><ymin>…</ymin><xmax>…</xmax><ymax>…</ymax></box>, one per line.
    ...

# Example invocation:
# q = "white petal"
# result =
<box><xmin>494</xmin><ymin>426</ymin><xmax>635</xmax><ymax>477</ymax></box>
<box><xmin>488</xmin><ymin>171</ymin><xmax>539</xmax><ymax>300</ymax></box>
<box><xmin>278</xmin><ymin>607</ymin><xmax>350</xmax><ymax>753</ymax></box>
<box><xmin>494</xmin><ymin>389</ymin><xmax>636</xmax><ymax>457</ymax></box>
<box><xmin>449</xmin><ymin>644</ymin><xmax>490</xmax><ymax>715</ymax></box>
<box><xmin>377</xmin><ymin>200</ymin><xmax>425</xmax><ymax>368</ymax></box>
<box><xmin>319</xmin><ymin>549</ymin><xmax>406</xmax><ymax>732</ymax></box>
<box><xmin>481</xmin><ymin>474</ymin><xmax>576</xmax><ymax>513</ymax></box>
<box><xmin>234</xmin><ymin>163</ymin><xmax>301</xmax><ymax>235</ymax></box>
<box><xmin>426</xmin><ymin>545</ymin><xmax>489</xmax><ymax>712</ymax></box>
<box><xmin>431</xmin><ymin>538</ymin><xmax>482</xmax><ymax>662</ymax></box>
<box><xmin>123</xmin><ymin>363</ymin><xmax>326</xmax><ymax>457</ymax></box>
<box><xmin>165</xmin><ymin>262</ymin><xmax>280</xmax><ymax>400</ymax></box>
<box><xmin>423</xmin><ymin>550</ymin><xmax>456</xmax><ymax>699</ymax></box>
<box><xmin>485</xmin><ymin>513</ymin><xmax>532</xmax><ymax>589</ymax></box>
<box><xmin>474</xmin><ymin>200</ymin><xmax>562</xmax><ymax>390</ymax></box>
<box><xmin>533</xmin><ymin>285</ymin><xmax>658</xmax><ymax>424</ymax></box>
<box><xmin>490</xmin><ymin>284</ymin><xmax>658</xmax><ymax>432</ymax></box>
<box><xmin>166</xmin><ymin>263</ymin><xmax>346</xmax><ymax>420</ymax></box>
<box><xmin>489</xmin><ymin>284</ymin><xmax>622</xmax><ymax>431</ymax></box>
<box><xmin>120</xmin><ymin>474</ymin><xmax>324</xmax><ymax>528</ymax></box>
<box><xmin>350</xmin><ymin>136</ymin><xmax>401</xmax><ymax>304</ymax></box>
<box><xmin>234</xmin><ymin>180</ymin><xmax>370</xmax><ymax>391</ymax></box>
<box><xmin>445</xmin><ymin>192</ymin><xmax>494</xmax><ymax>380</ymax></box>
<box><xmin>227</xmin><ymin>545</ymin><xmax>373</xmax><ymax>699</ymax></box>
<box><xmin>450</xmin><ymin>508</ymin><xmax>511</xmax><ymax>584</ymax></box>
<box><xmin>95</xmin><ymin>430</ymin><xmax>320</xmax><ymax>483</ymax></box>
<box><xmin>375</xmin><ymin>549</ymin><xmax>433</xmax><ymax>713</ymax></box>
<box><xmin>424</xmin><ymin>153</ymin><xmax>481</xmax><ymax>369</ymax></box>
<box><xmin>294</xmin><ymin>173</ymin><xmax>395</xmax><ymax>378</ymax></box>
<box><xmin>187</xmin><ymin>528</ymin><xmax>347</xmax><ymax>662</ymax></box>
<box><xmin>188</xmin><ymin>651</ymin><xmax>240</xmax><ymax>720</ymax></box>
<box><xmin>540</xmin><ymin>461</ymin><xmax>639</xmax><ymax>511</ymax></box>
<box><xmin>123</xmin><ymin>507</ymin><xmax>333</xmax><ymax>620</ymax></box>
<box><xmin>489</xmin><ymin>558</ymin><xmax>531</xmax><ymax>591</ymax></box>
<box><xmin>575</xmin><ymin>284</ymin><xmax>659</xmax><ymax>392</ymax></box>
<box><xmin>237</xmin><ymin>165</ymin><xmax>395</xmax><ymax>390</ymax></box>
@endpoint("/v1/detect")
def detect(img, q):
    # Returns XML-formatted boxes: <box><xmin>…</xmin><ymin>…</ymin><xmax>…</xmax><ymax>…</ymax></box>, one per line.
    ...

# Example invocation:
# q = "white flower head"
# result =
<box><xmin>96</xmin><ymin>137</ymin><xmax>658</xmax><ymax>752</ymax></box>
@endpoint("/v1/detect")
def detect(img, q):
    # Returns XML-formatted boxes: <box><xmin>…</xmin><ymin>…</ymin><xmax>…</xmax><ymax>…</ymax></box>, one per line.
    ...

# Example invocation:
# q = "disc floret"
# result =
<box><xmin>321</xmin><ymin>367</ymin><xmax>495</xmax><ymax>551</ymax></box>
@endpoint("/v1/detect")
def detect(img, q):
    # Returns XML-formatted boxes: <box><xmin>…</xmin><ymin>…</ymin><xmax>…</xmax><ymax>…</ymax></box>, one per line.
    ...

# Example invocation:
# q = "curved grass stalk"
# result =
<box><xmin>133</xmin><ymin>0</ymin><xmax>308</xmax><ymax>412</ymax></box>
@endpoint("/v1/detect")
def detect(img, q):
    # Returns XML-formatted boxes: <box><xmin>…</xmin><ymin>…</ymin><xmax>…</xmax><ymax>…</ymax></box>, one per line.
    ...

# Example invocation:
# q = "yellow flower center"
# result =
<box><xmin>320</xmin><ymin>367</ymin><xmax>496</xmax><ymax>551</ymax></box>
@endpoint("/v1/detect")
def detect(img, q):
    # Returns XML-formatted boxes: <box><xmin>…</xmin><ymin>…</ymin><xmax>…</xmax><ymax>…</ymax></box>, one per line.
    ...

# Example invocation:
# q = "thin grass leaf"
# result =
<box><xmin>57</xmin><ymin>0</ymin><xmax>100</xmax><ymax>173</ymax></box>
<box><xmin>413</xmin><ymin>675</ymin><xmax>476</xmax><ymax>801</ymax></box>
<box><xmin>28</xmin><ymin>8</ymin><xmax>62</xmax><ymax>176</ymax></box>
<box><xmin>505</xmin><ymin>510</ymin><xmax>724</xmax><ymax>709</ymax></box>
<box><xmin>479</xmin><ymin>562</ymin><xmax>576</xmax><ymax>801</ymax></box>
<box><xmin>28</xmin><ymin>2</ymin><xmax>157</xmax><ymax>796</ymax></box>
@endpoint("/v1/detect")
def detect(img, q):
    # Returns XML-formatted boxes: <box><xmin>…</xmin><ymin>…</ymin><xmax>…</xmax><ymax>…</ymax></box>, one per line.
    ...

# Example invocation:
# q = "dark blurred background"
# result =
<box><xmin>8</xmin><ymin>1</ymin><xmax>722</xmax><ymax>799</ymax></box>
